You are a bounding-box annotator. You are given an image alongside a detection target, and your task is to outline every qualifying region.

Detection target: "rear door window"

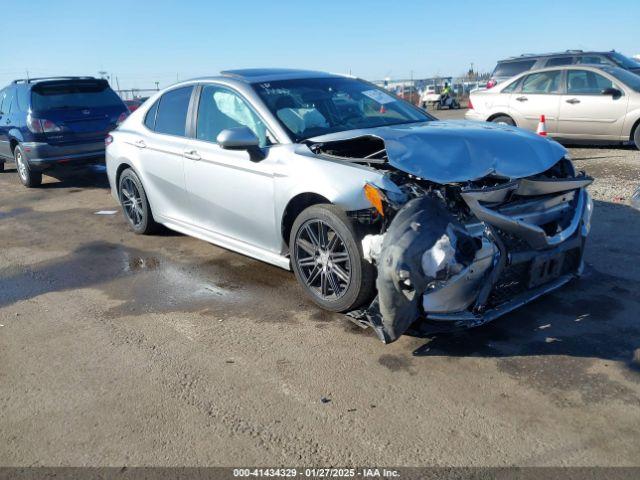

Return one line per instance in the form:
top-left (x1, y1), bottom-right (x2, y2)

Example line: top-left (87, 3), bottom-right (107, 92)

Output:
top-left (521, 71), bottom-right (562, 94)
top-left (153, 86), bottom-right (193, 137)
top-left (566, 70), bottom-right (614, 94)
top-left (545, 57), bottom-right (573, 67)
top-left (577, 55), bottom-right (607, 65)
top-left (31, 81), bottom-right (122, 111)
top-left (501, 78), bottom-right (521, 93)
top-left (493, 60), bottom-right (536, 78)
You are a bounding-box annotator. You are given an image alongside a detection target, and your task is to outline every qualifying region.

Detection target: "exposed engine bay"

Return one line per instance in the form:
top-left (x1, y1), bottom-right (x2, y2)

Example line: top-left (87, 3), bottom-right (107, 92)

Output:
top-left (307, 135), bottom-right (594, 343)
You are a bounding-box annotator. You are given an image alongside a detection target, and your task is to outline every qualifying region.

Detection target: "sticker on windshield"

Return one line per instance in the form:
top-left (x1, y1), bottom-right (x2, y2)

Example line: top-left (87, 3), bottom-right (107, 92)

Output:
top-left (361, 89), bottom-right (396, 104)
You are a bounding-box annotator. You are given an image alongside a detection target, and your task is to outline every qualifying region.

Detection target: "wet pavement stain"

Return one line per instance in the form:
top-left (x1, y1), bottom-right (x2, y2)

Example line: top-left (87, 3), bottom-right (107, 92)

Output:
top-left (378, 354), bottom-right (415, 374)
top-left (0, 207), bottom-right (32, 219)
top-left (498, 356), bottom-right (640, 407)
top-left (310, 310), bottom-right (340, 323)
top-left (411, 268), bottom-right (640, 405)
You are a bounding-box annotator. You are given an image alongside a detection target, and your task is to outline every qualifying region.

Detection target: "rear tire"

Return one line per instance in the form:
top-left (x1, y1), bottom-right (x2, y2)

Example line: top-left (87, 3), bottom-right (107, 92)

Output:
top-left (117, 168), bottom-right (159, 235)
top-left (290, 204), bottom-right (375, 312)
top-left (633, 124), bottom-right (640, 150)
top-left (14, 145), bottom-right (42, 187)
top-left (491, 115), bottom-right (516, 126)
top-left (0, 162), bottom-right (4, 172)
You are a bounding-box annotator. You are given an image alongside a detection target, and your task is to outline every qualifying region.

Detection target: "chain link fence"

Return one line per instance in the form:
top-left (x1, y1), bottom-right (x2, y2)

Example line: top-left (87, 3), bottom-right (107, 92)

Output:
top-left (116, 88), bottom-right (159, 101)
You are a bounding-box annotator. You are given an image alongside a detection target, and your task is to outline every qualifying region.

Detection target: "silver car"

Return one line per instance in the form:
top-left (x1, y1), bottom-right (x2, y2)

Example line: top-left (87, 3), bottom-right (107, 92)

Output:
top-left (106, 69), bottom-right (593, 343)
top-left (466, 65), bottom-right (640, 149)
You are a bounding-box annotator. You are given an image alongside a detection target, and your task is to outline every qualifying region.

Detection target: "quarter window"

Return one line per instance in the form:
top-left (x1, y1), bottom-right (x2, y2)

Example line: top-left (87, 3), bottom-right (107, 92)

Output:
top-left (521, 71), bottom-right (561, 94)
top-left (153, 86), bottom-right (193, 137)
top-left (17, 87), bottom-right (29, 111)
top-left (144, 99), bottom-right (159, 130)
top-left (196, 85), bottom-right (269, 147)
top-left (567, 70), bottom-right (615, 94)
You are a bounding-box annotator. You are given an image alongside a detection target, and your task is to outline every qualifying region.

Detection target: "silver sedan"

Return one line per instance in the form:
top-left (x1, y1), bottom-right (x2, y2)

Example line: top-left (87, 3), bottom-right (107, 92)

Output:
top-left (106, 69), bottom-right (592, 343)
top-left (466, 65), bottom-right (640, 149)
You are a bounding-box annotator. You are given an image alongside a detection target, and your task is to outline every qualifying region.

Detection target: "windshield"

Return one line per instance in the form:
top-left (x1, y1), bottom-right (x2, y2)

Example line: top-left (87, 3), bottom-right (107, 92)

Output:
top-left (31, 81), bottom-right (123, 111)
top-left (601, 66), bottom-right (640, 92)
top-left (608, 52), bottom-right (640, 70)
top-left (252, 77), bottom-right (432, 141)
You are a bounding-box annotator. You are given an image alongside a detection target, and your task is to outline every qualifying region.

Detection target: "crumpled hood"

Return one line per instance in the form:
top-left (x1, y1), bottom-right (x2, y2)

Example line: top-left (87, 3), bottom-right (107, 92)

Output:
top-left (308, 120), bottom-right (568, 183)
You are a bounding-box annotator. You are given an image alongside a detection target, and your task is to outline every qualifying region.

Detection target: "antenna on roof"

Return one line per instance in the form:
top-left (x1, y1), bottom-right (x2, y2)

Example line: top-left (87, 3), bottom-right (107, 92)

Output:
top-left (25, 69), bottom-right (29, 81)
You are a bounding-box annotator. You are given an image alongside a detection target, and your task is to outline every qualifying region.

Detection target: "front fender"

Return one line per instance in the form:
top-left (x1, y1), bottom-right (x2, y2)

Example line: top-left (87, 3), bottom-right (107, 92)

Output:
top-left (274, 144), bottom-right (397, 224)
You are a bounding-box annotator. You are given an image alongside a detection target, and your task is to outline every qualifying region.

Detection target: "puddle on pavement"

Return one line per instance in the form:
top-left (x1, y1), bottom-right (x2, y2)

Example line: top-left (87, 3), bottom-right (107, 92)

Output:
top-left (0, 239), bottom-right (305, 324)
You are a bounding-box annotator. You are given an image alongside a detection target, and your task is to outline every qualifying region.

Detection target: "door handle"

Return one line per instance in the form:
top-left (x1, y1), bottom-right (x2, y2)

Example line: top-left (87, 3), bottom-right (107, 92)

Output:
top-left (515, 96), bottom-right (528, 102)
top-left (183, 149), bottom-right (201, 161)
top-left (566, 98), bottom-right (580, 104)
top-left (134, 139), bottom-right (147, 148)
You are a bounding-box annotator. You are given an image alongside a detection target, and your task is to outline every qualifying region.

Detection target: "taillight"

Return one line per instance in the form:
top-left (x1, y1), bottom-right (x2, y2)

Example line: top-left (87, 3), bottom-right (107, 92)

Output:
top-left (116, 112), bottom-right (128, 126)
top-left (42, 119), bottom-right (61, 133)
top-left (26, 115), bottom-right (61, 134)
top-left (486, 79), bottom-right (497, 89)
top-left (105, 134), bottom-right (114, 146)
top-left (467, 98), bottom-right (474, 110)
top-left (27, 116), bottom-right (43, 133)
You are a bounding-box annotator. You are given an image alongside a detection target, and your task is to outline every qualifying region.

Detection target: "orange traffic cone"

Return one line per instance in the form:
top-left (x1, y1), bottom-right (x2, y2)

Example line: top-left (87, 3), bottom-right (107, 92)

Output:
top-left (536, 115), bottom-right (548, 136)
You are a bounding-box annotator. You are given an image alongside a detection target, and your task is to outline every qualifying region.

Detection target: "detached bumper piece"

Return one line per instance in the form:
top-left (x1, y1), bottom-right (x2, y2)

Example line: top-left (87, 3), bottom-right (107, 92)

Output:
top-left (353, 175), bottom-right (593, 344)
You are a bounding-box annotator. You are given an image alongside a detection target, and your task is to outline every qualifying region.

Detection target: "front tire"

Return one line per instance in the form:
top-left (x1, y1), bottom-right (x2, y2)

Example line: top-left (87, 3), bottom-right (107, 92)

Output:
top-left (290, 204), bottom-right (375, 312)
top-left (491, 115), bottom-right (516, 126)
top-left (633, 124), bottom-right (640, 150)
top-left (14, 145), bottom-right (42, 187)
top-left (118, 168), bottom-right (159, 235)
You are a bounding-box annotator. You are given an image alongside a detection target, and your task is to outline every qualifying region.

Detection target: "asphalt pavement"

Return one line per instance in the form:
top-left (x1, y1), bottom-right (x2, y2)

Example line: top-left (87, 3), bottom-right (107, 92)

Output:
top-left (1, 112), bottom-right (639, 466)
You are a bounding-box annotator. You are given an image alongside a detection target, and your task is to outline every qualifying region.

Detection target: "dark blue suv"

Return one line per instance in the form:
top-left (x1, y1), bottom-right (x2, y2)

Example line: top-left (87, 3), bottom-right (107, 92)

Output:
top-left (0, 76), bottom-right (128, 187)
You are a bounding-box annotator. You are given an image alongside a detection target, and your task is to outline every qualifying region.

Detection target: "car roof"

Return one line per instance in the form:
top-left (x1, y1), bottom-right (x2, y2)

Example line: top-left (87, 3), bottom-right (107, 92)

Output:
top-left (518, 64), bottom-right (618, 74)
top-left (498, 50), bottom-right (615, 63)
top-left (219, 68), bottom-right (343, 83)
top-left (502, 64), bottom-right (624, 83)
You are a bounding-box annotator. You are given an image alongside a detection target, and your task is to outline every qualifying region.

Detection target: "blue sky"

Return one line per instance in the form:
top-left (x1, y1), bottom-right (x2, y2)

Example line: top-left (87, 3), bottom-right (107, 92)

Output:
top-left (0, 0), bottom-right (638, 90)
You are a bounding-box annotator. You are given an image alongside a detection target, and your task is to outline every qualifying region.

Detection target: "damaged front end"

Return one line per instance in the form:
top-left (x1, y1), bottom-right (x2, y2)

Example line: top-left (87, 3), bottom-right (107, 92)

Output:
top-left (309, 135), bottom-right (593, 343)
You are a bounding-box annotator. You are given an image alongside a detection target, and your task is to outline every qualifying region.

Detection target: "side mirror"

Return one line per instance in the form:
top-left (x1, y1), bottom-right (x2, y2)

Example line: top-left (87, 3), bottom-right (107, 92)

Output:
top-left (601, 87), bottom-right (622, 97)
top-left (217, 127), bottom-right (259, 150)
